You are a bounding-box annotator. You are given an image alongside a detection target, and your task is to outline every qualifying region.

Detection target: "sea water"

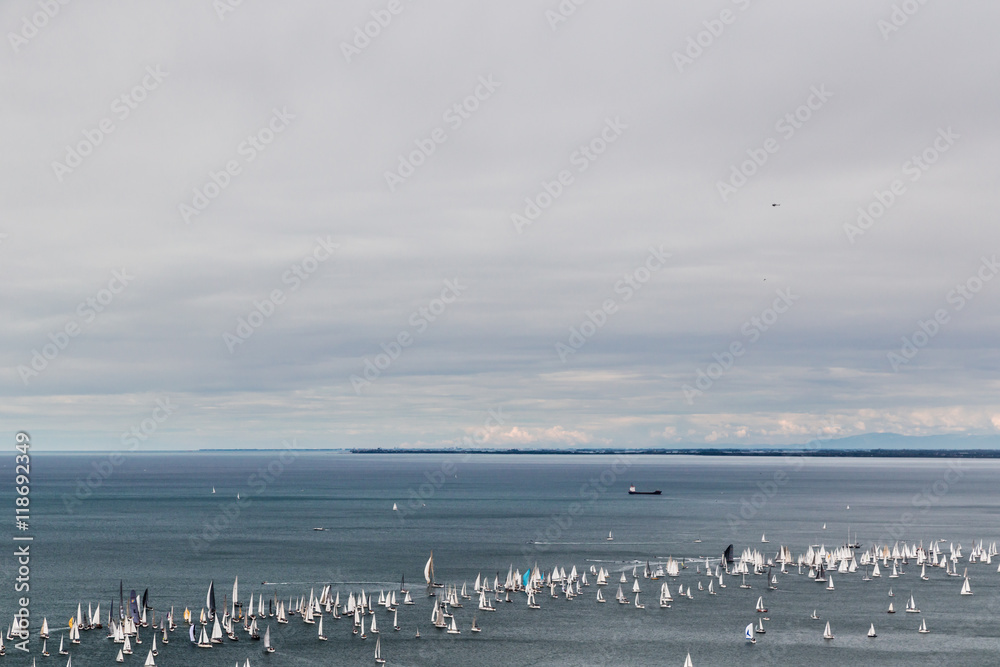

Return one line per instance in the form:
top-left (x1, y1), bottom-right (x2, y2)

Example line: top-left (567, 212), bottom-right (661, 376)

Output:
top-left (6, 452), bottom-right (999, 665)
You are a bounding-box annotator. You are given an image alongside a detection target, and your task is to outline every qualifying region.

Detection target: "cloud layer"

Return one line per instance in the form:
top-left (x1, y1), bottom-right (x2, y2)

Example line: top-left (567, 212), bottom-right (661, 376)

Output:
top-left (3, 1), bottom-right (999, 450)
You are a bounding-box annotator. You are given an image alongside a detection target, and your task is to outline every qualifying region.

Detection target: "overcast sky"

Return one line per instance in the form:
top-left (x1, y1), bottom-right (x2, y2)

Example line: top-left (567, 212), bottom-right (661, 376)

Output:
top-left (4, 1), bottom-right (999, 451)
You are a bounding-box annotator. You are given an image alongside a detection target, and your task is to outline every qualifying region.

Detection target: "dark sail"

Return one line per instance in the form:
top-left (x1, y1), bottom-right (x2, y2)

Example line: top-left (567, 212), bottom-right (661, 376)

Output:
top-left (724, 544), bottom-right (734, 564)
top-left (142, 588), bottom-right (149, 611)
top-left (129, 589), bottom-right (140, 623)
top-left (207, 580), bottom-right (216, 619)
top-left (119, 581), bottom-right (124, 619)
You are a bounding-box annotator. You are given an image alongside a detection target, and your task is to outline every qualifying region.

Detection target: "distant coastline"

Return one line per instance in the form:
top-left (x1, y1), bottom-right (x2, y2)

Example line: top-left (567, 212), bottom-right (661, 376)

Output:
top-left (348, 448), bottom-right (1000, 458)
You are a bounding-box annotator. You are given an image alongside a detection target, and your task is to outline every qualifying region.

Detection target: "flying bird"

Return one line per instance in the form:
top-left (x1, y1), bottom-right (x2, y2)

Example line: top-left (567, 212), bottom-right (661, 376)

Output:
top-left (771, 203), bottom-right (780, 207)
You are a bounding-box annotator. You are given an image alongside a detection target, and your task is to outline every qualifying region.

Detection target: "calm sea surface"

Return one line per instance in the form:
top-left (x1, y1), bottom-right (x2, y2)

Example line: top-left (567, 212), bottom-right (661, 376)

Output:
top-left (5, 452), bottom-right (999, 666)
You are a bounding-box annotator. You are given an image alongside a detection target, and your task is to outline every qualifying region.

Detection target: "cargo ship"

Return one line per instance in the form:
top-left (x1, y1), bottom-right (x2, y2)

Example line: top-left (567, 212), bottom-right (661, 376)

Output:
top-left (628, 484), bottom-right (661, 495)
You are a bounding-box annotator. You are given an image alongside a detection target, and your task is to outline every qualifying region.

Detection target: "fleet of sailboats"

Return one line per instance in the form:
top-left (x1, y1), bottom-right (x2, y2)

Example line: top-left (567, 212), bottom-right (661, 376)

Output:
top-left (33, 534), bottom-right (994, 664)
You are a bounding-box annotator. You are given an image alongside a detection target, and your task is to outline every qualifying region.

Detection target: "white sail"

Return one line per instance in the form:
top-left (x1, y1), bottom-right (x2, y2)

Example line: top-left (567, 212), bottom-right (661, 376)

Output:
top-left (684, 653), bottom-right (694, 667)
top-left (823, 621), bottom-right (834, 639)
top-left (745, 623), bottom-right (754, 641)
top-left (144, 649), bottom-right (155, 667)
top-left (424, 552), bottom-right (434, 585)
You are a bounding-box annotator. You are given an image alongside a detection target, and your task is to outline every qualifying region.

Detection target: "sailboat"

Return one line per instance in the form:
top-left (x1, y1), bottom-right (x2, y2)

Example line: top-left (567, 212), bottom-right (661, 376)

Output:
top-left (826, 574), bottom-right (835, 591)
top-left (447, 616), bottom-right (460, 634)
top-left (596, 589), bottom-right (605, 603)
top-left (211, 615), bottom-right (224, 643)
top-left (905, 594), bottom-right (920, 613)
top-left (761, 533), bottom-right (768, 543)
top-left (206, 581), bottom-right (216, 620)
top-left (59, 636), bottom-right (68, 655)
top-left (810, 609), bottom-right (819, 620)
top-left (393, 608), bottom-right (400, 631)
top-left (317, 616), bottom-right (327, 641)
top-left (867, 623), bottom-right (877, 638)
top-left (607, 531), bottom-right (614, 541)
top-left (823, 621), bottom-right (834, 640)
top-left (745, 623), bottom-right (756, 644)
top-left (755, 618), bottom-right (766, 635)
top-left (41, 640), bottom-right (49, 657)
top-left (918, 618), bottom-right (930, 634)
top-left (116, 648), bottom-right (124, 663)
top-left (960, 577), bottom-right (973, 595)
top-left (263, 626), bottom-right (274, 653)
top-left (471, 616), bottom-right (481, 633)
top-left (40, 618), bottom-right (49, 639)
top-left (392, 503), bottom-right (398, 511)
top-left (424, 552), bottom-right (442, 593)
top-left (196, 625), bottom-right (212, 648)
top-left (755, 596), bottom-right (767, 613)
top-left (144, 648), bottom-right (155, 667)
top-left (684, 653), bottom-right (694, 667)
top-left (374, 635), bottom-right (386, 664)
